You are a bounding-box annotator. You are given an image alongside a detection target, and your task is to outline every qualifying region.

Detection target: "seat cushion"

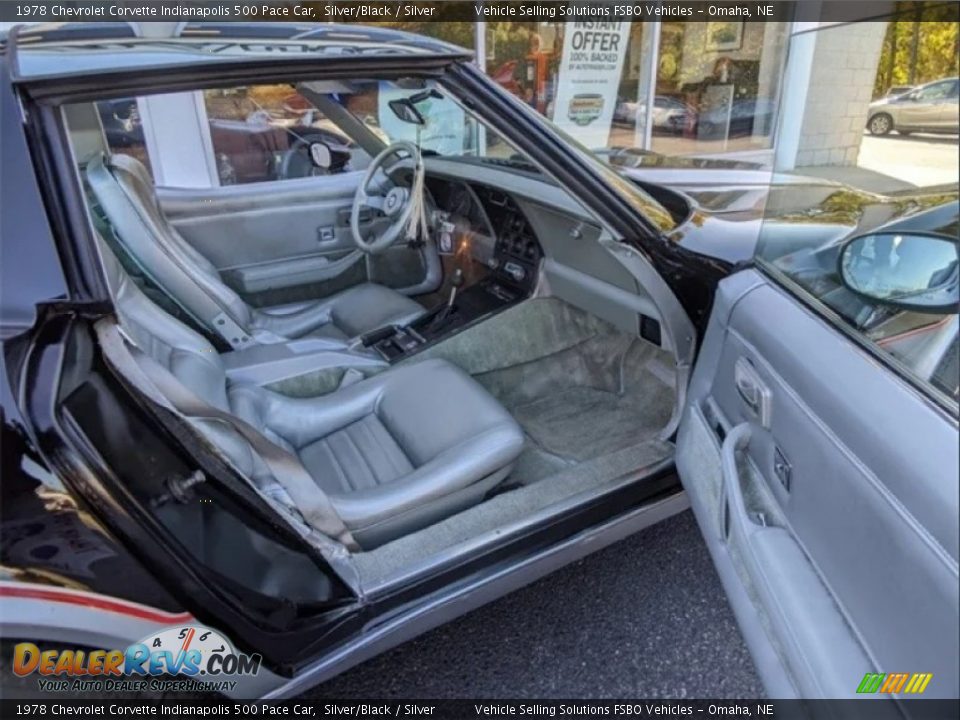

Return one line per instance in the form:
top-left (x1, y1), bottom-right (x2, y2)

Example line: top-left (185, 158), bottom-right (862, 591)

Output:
top-left (328, 283), bottom-right (425, 338)
top-left (228, 359), bottom-right (524, 548)
top-left (299, 414), bottom-right (415, 494)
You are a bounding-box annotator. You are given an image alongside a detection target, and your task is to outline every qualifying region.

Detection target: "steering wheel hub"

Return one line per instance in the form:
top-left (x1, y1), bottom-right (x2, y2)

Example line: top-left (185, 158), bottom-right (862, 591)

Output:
top-left (383, 186), bottom-right (408, 217)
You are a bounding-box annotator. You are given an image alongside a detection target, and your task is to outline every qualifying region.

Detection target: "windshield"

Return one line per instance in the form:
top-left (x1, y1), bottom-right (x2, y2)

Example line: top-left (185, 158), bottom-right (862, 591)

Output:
top-left (330, 80), bottom-right (677, 232)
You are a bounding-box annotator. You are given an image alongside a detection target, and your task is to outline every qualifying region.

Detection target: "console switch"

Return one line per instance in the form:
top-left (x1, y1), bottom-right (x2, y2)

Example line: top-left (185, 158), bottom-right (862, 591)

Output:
top-left (503, 261), bottom-right (526, 283)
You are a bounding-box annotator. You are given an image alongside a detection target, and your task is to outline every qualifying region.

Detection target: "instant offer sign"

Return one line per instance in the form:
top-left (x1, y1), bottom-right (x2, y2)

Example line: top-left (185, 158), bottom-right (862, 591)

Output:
top-left (551, 21), bottom-right (631, 148)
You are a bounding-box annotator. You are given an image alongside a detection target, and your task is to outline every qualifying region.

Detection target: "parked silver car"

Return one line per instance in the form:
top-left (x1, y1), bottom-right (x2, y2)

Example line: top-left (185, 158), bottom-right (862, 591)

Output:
top-left (867, 77), bottom-right (959, 135)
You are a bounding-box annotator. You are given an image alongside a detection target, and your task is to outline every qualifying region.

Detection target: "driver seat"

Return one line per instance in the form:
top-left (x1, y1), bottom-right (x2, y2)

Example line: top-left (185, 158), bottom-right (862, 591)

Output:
top-left (86, 153), bottom-right (425, 349)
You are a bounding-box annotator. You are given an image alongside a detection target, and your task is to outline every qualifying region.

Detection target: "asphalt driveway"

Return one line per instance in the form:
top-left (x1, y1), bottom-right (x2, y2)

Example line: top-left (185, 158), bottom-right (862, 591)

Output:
top-left (306, 510), bottom-right (764, 699)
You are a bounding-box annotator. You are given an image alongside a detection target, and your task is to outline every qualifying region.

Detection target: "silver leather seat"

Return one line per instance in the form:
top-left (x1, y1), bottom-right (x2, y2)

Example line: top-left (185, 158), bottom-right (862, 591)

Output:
top-left (87, 154), bottom-right (425, 349)
top-left (94, 234), bottom-right (524, 550)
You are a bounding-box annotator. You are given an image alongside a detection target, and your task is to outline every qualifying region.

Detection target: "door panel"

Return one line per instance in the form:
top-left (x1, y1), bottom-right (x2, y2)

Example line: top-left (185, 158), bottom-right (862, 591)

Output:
top-left (156, 173), bottom-right (438, 306)
top-left (677, 269), bottom-right (959, 699)
top-left (937, 97), bottom-right (959, 130)
top-left (899, 99), bottom-right (940, 127)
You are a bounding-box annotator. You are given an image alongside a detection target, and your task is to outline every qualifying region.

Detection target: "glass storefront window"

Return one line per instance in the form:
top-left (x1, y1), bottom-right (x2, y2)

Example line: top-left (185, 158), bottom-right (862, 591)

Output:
top-left (483, 22), bottom-right (558, 113)
top-left (650, 21), bottom-right (789, 157)
top-left (481, 21), bottom-right (788, 161)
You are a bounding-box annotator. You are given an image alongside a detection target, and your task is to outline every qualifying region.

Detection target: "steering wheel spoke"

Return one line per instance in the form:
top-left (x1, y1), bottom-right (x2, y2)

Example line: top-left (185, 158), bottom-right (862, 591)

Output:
top-left (359, 191), bottom-right (385, 211)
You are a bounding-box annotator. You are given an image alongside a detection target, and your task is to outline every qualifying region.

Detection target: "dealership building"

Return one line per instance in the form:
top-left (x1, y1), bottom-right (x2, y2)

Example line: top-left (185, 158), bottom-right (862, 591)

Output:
top-left (2, 16), bottom-right (944, 187)
top-left (461, 18), bottom-right (891, 172)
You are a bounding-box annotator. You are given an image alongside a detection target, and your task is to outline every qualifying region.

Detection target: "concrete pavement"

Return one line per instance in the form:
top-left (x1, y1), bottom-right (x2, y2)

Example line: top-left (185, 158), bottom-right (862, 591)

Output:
top-left (795, 132), bottom-right (958, 194)
top-left (857, 132), bottom-right (959, 189)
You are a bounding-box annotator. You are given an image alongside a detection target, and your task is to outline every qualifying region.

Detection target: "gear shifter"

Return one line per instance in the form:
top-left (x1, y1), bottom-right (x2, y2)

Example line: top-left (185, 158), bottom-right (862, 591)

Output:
top-left (429, 268), bottom-right (464, 331)
top-left (446, 268), bottom-right (464, 310)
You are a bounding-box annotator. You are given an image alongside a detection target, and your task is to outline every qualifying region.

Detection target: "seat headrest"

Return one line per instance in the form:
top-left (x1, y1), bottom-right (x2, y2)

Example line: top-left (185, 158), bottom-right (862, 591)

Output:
top-left (105, 152), bottom-right (155, 189)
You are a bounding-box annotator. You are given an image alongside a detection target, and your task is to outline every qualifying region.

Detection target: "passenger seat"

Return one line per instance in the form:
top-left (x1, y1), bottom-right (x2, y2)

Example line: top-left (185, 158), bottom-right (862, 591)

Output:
top-left (87, 154), bottom-right (425, 350)
top-left (94, 234), bottom-right (524, 550)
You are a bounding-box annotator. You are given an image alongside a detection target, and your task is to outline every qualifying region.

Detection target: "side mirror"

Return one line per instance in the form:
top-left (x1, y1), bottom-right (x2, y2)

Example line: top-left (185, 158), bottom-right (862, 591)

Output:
top-left (307, 139), bottom-right (351, 174)
top-left (309, 141), bottom-right (332, 170)
top-left (838, 232), bottom-right (959, 313)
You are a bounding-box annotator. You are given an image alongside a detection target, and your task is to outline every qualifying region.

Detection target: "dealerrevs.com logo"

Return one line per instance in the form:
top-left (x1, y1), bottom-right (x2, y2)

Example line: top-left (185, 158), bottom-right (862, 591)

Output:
top-left (12, 625), bottom-right (262, 693)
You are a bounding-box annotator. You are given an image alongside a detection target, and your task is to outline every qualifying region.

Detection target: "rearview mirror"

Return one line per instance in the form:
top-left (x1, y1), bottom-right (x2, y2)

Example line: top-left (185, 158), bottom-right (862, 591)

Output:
top-left (838, 232), bottom-right (959, 313)
top-left (388, 98), bottom-right (425, 126)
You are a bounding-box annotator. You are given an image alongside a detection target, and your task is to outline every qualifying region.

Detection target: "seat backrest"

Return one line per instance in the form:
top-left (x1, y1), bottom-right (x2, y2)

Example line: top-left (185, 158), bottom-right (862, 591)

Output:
top-left (87, 153), bottom-right (256, 349)
top-left (94, 233), bottom-right (336, 537)
top-left (95, 230), bottom-right (230, 412)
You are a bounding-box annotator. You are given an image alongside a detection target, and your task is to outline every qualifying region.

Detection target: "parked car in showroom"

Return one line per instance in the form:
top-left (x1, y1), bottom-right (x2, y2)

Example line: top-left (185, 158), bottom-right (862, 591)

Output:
top-left (613, 95), bottom-right (693, 134)
top-left (1, 22), bottom-right (957, 701)
top-left (867, 76), bottom-right (960, 135)
top-left (696, 97), bottom-right (777, 140)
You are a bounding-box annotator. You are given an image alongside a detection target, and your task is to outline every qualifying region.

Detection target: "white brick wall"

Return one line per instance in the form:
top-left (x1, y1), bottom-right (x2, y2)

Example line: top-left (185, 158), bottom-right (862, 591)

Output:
top-left (794, 22), bottom-right (887, 167)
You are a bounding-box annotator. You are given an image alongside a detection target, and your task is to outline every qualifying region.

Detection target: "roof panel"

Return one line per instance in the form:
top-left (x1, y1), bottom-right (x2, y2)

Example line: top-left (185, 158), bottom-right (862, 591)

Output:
top-left (7, 22), bottom-right (471, 82)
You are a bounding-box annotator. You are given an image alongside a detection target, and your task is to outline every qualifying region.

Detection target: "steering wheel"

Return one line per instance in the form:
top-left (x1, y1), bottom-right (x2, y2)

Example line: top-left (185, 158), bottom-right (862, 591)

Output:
top-left (351, 141), bottom-right (422, 255)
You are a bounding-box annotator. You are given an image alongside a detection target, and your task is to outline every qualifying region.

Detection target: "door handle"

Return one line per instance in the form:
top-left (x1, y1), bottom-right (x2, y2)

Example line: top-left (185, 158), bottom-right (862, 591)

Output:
top-left (734, 357), bottom-right (772, 428)
top-left (719, 423), bottom-right (753, 540)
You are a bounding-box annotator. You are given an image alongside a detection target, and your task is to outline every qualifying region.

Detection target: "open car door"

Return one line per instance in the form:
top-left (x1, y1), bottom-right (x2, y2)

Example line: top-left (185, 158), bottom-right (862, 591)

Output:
top-left (675, 201), bottom-right (959, 699)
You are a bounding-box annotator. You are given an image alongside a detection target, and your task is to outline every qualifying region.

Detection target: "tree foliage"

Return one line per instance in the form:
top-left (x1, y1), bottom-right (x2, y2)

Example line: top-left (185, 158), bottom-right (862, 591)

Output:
top-left (875, 7), bottom-right (959, 97)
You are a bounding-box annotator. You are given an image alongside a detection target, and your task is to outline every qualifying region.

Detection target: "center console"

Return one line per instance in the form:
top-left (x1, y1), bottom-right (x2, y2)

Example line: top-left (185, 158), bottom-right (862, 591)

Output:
top-left (370, 185), bottom-right (542, 362)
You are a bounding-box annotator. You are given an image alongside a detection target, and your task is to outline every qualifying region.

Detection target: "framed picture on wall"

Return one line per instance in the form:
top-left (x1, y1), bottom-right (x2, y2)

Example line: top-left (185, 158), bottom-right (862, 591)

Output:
top-left (705, 22), bottom-right (743, 52)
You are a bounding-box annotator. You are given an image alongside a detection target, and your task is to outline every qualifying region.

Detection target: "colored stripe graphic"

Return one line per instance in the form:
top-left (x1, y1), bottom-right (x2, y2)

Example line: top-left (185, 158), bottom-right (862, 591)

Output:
top-left (857, 673), bottom-right (885, 693)
top-left (905, 674), bottom-right (933, 694)
top-left (857, 672), bottom-right (933, 694)
top-left (0, 583), bottom-right (194, 623)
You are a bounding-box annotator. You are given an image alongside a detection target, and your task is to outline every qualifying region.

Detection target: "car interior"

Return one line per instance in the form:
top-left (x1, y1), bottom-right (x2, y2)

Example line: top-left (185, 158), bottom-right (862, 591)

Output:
top-left (63, 76), bottom-right (683, 590)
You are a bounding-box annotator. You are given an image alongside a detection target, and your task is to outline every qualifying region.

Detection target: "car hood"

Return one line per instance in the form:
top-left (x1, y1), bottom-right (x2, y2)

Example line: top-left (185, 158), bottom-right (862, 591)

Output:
top-left (869, 96), bottom-right (894, 109)
top-left (619, 162), bottom-right (959, 264)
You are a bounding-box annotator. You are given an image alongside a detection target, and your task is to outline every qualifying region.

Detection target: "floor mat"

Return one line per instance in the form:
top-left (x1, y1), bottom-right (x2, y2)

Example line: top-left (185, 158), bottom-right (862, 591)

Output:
top-left (509, 438), bottom-right (572, 484)
top-left (514, 385), bottom-right (668, 462)
top-left (409, 297), bottom-right (677, 484)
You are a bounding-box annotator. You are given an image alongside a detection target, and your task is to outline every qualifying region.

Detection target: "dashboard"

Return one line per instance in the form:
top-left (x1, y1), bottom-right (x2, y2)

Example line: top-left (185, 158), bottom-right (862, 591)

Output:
top-left (378, 162), bottom-right (667, 360)
top-left (425, 176), bottom-right (543, 296)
